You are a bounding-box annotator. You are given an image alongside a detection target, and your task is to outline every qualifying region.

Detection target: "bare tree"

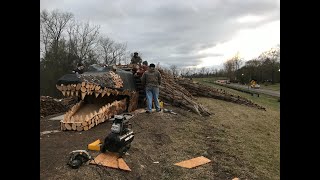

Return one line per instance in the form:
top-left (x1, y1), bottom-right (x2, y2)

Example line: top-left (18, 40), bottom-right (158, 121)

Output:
top-left (98, 37), bottom-right (115, 65)
top-left (233, 52), bottom-right (243, 71)
top-left (199, 67), bottom-right (206, 76)
top-left (40, 9), bottom-right (73, 56)
top-left (224, 59), bottom-right (235, 80)
top-left (170, 65), bottom-right (178, 76)
top-left (258, 46), bottom-right (280, 83)
top-left (114, 42), bottom-right (127, 65)
top-left (67, 21), bottom-right (100, 62)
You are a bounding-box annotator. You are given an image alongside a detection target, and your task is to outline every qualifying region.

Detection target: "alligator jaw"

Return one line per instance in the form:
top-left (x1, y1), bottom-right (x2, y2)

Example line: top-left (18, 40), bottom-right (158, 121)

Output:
top-left (56, 82), bottom-right (138, 131)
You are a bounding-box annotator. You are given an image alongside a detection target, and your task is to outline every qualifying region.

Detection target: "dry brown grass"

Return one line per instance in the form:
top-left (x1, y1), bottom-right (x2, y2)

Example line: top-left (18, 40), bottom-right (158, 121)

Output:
top-left (195, 97), bottom-right (280, 180)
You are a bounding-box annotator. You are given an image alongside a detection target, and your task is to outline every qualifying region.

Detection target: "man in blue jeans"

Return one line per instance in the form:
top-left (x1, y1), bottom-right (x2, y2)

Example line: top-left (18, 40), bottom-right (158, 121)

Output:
top-left (141, 63), bottom-right (162, 113)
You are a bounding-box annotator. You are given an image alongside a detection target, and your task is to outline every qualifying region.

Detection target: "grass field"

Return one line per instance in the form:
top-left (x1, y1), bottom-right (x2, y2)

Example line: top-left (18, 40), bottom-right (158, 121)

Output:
top-left (260, 83), bottom-right (280, 91)
top-left (194, 78), bottom-right (280, 110)
top-left (193, 78), bottom-right (280, 179)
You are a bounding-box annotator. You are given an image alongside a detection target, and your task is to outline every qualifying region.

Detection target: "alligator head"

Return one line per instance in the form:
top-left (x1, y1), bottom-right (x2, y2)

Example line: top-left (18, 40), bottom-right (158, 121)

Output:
top-left (55, 64), bottom-right (139, 131)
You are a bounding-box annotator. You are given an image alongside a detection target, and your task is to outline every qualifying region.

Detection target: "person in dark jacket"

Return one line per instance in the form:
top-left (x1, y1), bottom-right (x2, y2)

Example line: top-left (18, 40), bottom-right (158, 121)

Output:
top-left (72, 62), bottom-right (84, 74)
top-left (141, 63), bottom-right (162, 113)
top-left (130, 52), bottom-right (142, 65)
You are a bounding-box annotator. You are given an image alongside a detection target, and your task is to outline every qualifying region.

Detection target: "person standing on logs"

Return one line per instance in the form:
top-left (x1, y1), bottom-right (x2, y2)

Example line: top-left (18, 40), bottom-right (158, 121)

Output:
top-left (130, 52), bottom-right (143, 75)
top-left (72, 62), bottom-right (85, 75)
top-left (130, 52), bottom-right (142, 65)
top-left (141, 63), bottom-right (162, 113)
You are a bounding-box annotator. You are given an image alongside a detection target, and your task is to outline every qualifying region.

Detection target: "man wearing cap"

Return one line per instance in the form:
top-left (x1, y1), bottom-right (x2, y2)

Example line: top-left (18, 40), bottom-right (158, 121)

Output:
top-left (130, 52), bottom-right (143, 65)
top-left (135, 61), bottom-right (149, 77)
top-left (72, 62), bottom-right (85, 74)
top-left (141, 63), bottom-right (162, 113)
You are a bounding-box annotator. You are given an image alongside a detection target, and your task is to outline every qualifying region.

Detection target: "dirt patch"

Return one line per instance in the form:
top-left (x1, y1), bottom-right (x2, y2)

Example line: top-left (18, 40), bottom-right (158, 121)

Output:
top-left (41, 101), bottom-right (279, 180)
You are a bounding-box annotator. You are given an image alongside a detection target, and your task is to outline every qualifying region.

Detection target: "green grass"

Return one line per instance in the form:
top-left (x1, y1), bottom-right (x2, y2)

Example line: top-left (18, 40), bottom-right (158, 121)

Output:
top-left (188, 77), bottom-right (280, 179)
top-left (196, 97), bottom-right (280, 180)
top-left (260, 83), bottom-right (280, 91)
top-left (193, 78), bottom-right (280, 110)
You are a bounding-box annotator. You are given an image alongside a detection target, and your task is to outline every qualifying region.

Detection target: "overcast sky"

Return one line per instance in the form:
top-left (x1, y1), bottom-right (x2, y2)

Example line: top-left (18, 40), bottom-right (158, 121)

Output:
top-left (40, 0), bottom-right (280, 69)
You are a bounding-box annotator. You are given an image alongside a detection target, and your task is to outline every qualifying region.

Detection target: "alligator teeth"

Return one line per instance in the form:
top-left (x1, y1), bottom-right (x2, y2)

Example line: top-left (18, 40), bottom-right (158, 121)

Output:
top-left (81, 86), bottom-right (86, 93)
top-left (71, 91), bottom-right (74, 96)
top-left (95, 85), bottom-right (101, 91)
top-left (95, 92), bottom-right (100, 98)
top-left (76, 84), bottom-right (81, 91)
top-left (62, 91), bottom-right (66, 96)
top-left (75, 91), bottom-right (79, 96)
top-left (85, 115), bottom-right (90, 122)
top-left (81, 92), bottom-right (86, 100)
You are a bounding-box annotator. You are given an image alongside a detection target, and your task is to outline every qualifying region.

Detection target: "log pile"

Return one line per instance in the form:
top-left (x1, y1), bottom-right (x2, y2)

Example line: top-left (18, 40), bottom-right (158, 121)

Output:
top-left (40, 96), bottom-right (68, 117)
top-left (61, 99), bottom-right (127, 131)
top-left (77, 71), bottom-right (123, 89)
top-left (175, 78), bottom-right (266, 111)
top-left (158, 69), bottom-right (211, 116)
top-left (127, 91), bottom-right (139, 112)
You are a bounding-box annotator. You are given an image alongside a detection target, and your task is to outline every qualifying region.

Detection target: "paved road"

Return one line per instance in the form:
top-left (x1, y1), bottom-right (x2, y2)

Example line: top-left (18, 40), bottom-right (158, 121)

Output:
top-left (226, 83), bottom-right (280, 97)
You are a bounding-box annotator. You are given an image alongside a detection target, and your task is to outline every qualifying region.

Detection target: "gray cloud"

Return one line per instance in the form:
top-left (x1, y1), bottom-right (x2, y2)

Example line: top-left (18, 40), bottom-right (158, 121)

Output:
top-left (40, 0), bottom-right (280, 69)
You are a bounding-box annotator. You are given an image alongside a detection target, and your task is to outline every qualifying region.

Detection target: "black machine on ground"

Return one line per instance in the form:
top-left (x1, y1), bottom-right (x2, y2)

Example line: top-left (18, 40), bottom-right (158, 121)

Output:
top-left (67, 150), bottom-right (92, 169)
top-left (100, 115), bottom-right (134, 157)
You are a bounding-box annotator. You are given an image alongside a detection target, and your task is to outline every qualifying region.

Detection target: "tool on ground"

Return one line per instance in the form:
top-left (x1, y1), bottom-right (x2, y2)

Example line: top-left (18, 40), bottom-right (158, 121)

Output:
top-left (163, 108), bottom-right (177, 115)
top-left (67, 150), bottom-right (92, 169)
top-left (88, 139), bottom-right (102, 151)
top-left (100, 115), bottom-right (134, 157)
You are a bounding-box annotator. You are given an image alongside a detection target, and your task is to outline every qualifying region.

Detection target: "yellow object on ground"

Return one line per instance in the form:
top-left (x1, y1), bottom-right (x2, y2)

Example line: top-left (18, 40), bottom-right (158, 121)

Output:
top-left (152, 99), bottom-right (164, 109)
top-left (90, 152), bottom-right (131, 171)
top-left (88, 139), bottom-right (102, 151)
top-left (174, 156), bottom-right (211, 169)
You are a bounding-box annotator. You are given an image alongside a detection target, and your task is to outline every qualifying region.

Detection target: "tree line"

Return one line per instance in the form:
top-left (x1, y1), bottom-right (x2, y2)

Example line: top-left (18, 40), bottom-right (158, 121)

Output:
top-left (40, 9), bottom-right (130, 97)
top-left (176, 45), bottom-right (280, 85)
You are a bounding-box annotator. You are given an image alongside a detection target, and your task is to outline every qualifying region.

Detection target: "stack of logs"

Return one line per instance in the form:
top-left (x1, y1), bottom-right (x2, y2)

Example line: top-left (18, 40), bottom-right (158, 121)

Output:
top-left (109, 71), bottom-right (123, 88)
top-left (157, 68), bottom-right (266, 116)
top-left (176, 78), bottom-right (266, 111)
top-left (40, 96), bottom-right (68, 117)
top-left (158, 69), bottom-right (211, 116)
top-left (61, 99), bottom-right (127, 131)
top-left (78, 71), bottom-right (123, 89)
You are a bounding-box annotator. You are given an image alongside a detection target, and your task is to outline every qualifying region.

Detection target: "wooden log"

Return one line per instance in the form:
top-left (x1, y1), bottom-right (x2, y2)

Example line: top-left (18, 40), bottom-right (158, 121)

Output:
top-left (81, 92), bottom-right (86, 100)
top-left (72, 123), bottom-right (77, 130)
top-left (83, 126), bottom-right (89, 131)
top-left (65, 123), bottom-right (72, 130)
top-left (81, 86), bottom-right (87, 92)
top-left (76, 126), bottom-right (83, 131)
top-left (95, 85), bottom-right (101, 91)
top-left (76, 83), bottom-right (81, 91)
top-left (82, 121), bottom-right (88, 126)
